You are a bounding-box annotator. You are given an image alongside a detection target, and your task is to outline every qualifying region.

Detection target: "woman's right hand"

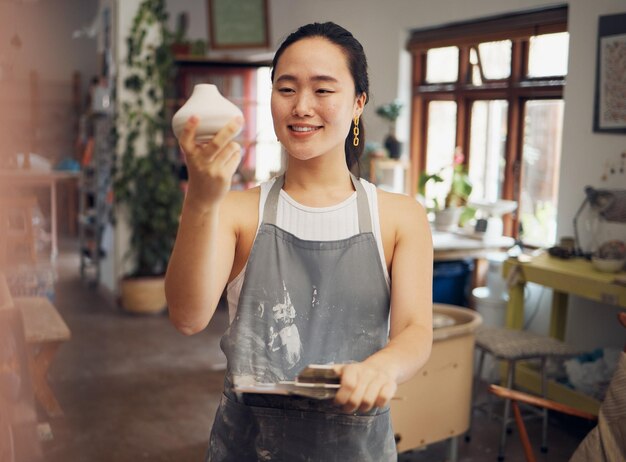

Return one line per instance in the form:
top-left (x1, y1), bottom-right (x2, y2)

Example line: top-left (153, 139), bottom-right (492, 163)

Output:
top-left (179, 115), bottom-right (244, 212)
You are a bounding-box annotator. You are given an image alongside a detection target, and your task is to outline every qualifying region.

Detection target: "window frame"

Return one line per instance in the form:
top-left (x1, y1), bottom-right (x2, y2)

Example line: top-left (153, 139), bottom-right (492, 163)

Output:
top-left (407, 5), bottom-right (568, 237)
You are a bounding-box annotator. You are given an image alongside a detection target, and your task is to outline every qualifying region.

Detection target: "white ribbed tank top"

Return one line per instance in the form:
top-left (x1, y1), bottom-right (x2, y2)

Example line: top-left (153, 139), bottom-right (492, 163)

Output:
top-left (225, 177), bottom-right (389, 322)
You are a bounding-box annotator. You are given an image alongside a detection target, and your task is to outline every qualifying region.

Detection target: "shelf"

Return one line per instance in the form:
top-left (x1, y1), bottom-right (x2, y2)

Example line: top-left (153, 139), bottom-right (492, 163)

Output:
top-left (174, 55), bottom-right (272, 67)
top-left (78, 115), bottom-right (112, 286)
top-left (78, 217), bottom-right (97, 228)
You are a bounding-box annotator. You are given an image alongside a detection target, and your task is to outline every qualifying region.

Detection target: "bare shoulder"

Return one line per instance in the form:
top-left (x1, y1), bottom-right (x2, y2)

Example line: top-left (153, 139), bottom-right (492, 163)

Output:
top-left (223, 185), bottom-right (261, 207)
top-left (220, 186), bottom-right (261, 241)
top-left (377, 189), bottom-right (429, 233)
top-left (221, 186), bottom-right (261, 230)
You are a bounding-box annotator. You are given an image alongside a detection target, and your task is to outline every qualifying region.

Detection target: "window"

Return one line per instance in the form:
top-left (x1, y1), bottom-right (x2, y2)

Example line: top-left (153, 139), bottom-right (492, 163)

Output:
top-left (468, 100), bottom-right (508, 203)
top-left (426, 47), bottom-right (459, 83)
top-left (254, 67), bottom-right (283, 182)
top-left (407, 5), bottom-right (568, 247)
top-left (425, 101), bottom-right (457, 205)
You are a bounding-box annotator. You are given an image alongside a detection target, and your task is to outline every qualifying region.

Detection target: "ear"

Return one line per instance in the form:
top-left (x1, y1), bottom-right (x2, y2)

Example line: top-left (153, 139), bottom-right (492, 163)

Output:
top-left (354, 92), bottom-right (367, 117)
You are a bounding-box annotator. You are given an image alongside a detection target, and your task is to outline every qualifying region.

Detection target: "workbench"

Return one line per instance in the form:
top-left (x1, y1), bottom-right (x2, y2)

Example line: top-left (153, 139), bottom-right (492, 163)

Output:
top-left (503, 253), bottom-right (626, 414)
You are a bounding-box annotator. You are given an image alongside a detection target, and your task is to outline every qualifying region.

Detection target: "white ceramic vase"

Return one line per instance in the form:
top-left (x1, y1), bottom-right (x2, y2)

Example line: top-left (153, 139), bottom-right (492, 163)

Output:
top-left (171, 84), bottom-right (243, 142)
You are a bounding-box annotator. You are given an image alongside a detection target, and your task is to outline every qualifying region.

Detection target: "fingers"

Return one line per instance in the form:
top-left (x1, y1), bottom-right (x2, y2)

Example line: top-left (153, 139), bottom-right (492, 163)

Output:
top-left (333, 363), bottom-right (396, 413)
top-left (359, 376), bottom-right (389, 412)
top-left (221, 143), bottom-right (242, 170)
top-left (375, 382), bottom-right (397, 408)
top-left (334, 365), bottom-right (361, 411)
top-left (179, 115), bottom-right (244, 159)
top-left (179, 116), bottom-right (200, 156)
top-left (207, 116), bottom-right (245, 153)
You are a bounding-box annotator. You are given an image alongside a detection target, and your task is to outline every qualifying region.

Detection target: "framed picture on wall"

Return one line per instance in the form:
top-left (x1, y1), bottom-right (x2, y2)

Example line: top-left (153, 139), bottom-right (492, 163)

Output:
top-left (207, 0), bottom-right (269, 50)
top-left (593, 12), bottom-right (626, 133)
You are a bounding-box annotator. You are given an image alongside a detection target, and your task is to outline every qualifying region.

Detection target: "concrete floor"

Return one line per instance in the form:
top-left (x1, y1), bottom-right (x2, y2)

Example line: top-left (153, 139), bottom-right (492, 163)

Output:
top-left (35, 239), bottom-right (593, 461)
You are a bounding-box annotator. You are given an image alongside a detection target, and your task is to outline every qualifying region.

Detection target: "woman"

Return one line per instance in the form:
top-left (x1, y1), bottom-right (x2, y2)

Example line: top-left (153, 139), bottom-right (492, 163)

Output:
top-left (165, 22), bottom-right (433, 462)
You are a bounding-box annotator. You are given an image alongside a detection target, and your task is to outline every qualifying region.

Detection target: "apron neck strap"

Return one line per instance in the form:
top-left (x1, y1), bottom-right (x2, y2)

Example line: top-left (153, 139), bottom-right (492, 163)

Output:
top-left (263, 173), bottom-right (373, 234)
top-left (263, 175), bottom-right (284, 225)
top-left (350, 173), bottom-right (373, 234)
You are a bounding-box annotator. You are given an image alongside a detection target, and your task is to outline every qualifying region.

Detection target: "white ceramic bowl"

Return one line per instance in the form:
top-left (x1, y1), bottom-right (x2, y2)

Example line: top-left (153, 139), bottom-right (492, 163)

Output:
top-left (468, 199), bottom-right (518, 216)
top-left (591, 257), bottom-right (625, 273)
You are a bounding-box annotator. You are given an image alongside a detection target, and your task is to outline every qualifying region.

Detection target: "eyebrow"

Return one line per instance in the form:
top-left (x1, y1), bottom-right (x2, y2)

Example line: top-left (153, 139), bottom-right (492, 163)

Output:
top-left (275, 74), bottom-right (339, 84)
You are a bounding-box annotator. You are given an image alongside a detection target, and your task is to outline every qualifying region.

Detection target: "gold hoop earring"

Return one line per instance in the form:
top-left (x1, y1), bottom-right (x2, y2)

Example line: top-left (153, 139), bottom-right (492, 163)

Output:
top-left (353, 115), bottom-right (360, 147)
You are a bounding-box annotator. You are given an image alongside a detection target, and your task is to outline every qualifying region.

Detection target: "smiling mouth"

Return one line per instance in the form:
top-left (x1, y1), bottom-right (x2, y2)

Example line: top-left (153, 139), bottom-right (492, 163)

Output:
top-left (289, 125), bottom-right (322, 133)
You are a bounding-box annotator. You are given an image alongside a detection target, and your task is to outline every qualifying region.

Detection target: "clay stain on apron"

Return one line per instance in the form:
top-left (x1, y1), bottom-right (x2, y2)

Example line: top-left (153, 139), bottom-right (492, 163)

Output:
top-left (267, 280), bottom-right (302, 368)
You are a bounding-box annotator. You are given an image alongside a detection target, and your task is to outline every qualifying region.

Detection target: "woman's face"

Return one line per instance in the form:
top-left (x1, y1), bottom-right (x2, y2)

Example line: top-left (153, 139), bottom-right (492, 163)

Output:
top-left (271, 37), bottom-right (366, 162)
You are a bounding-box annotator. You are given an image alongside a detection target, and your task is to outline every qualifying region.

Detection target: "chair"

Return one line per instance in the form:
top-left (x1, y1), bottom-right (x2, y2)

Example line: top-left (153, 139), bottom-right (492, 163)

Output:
top-left (468, 326), bottom-right (583, 460)
top-left (489, 312), bottom-right (626, 462)
top-left (0, 196), bottom-right (38, 266)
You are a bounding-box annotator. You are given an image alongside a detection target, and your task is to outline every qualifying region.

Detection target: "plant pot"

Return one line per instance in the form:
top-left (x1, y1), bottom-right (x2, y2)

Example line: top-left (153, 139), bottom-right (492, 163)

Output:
top-left (434, 208), bottom-right (463, 231)
top-left (384, 134), bottom-right (402, 159)
top-left (120, 276), bottom-right (167, 314)
top-left (171, 84), bottom-right (243, 142)
top-left (170, 42), bottom-right (191, 55)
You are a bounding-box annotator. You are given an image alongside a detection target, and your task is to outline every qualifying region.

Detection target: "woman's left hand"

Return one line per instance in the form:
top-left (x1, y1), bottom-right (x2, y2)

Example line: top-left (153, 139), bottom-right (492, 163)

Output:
top-left (332, 362), bottom-right (398, 413)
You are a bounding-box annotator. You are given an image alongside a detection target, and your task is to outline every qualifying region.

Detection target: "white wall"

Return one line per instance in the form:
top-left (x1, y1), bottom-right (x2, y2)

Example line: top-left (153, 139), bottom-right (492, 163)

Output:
top-left (0, 0), bottom-right (99, 90)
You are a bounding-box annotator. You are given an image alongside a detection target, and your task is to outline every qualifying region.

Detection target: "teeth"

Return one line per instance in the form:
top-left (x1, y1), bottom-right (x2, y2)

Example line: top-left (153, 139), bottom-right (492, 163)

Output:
top-left (291, 126), bottom-right (317, 132)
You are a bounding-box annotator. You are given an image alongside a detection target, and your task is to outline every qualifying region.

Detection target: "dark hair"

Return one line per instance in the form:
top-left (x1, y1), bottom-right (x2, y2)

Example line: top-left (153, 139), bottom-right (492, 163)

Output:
top-left (271, 22), bottom-right (369, 172)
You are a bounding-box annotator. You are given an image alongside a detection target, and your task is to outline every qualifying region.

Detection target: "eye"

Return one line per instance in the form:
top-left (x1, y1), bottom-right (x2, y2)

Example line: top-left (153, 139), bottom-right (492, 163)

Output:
top-left (316, 89), bottom-right (334, 94)
top-left (277, 87), bottom-right (295, 94)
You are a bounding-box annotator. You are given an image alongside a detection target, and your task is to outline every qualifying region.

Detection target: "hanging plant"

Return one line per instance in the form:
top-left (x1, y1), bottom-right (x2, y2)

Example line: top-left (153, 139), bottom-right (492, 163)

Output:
top-left (113, 0), bottom-right (183, 278)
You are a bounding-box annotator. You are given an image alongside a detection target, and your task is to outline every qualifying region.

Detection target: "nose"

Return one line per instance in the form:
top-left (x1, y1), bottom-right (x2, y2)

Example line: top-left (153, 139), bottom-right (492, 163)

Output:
top-left (292, 91), bottom-right (314, 117)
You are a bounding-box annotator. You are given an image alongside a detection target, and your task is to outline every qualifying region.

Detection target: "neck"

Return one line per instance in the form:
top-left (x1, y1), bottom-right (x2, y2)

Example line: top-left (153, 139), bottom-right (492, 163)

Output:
top-left (281, 150), bottom-right (356, 206)
top-left (284, 156), bottom-right (353, 192)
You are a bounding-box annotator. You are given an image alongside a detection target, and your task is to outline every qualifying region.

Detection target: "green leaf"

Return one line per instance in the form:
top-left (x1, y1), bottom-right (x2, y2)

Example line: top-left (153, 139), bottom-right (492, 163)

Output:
top-left (418, 171), bottom-right (444, 197)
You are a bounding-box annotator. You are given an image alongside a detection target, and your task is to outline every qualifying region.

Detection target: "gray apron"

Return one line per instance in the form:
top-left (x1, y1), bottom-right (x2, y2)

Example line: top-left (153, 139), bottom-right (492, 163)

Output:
top-left (207, 175), bottom-right (396, 462)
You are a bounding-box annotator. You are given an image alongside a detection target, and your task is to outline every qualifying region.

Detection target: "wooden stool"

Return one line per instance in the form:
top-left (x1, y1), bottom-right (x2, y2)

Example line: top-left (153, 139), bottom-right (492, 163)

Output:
top-left (468, 326), bottom-right (582, 461)
top-left (0, 196), bottom-right (38, 266)
top-left (15, 297), bottom-right (71, 418)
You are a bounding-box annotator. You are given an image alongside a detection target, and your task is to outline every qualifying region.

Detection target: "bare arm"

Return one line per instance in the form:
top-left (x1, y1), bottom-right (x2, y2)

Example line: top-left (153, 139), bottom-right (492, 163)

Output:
top-left (165, 116), bottom-right (243, 335)
top-left (365, 195), bottom-right (433, 383)
top-left (334, 194), bottom-right (433, 411)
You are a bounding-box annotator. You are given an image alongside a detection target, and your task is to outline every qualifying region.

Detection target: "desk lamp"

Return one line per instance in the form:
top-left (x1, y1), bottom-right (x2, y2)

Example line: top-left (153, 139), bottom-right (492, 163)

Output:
top-left (573, 186), bottom-right (626, 257)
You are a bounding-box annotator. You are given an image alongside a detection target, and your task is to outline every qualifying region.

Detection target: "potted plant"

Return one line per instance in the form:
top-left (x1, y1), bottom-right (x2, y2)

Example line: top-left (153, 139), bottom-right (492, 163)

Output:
top-left (419, 147), bottom-right (474, 231)
top-left (376, 100), bottom-right (403, 159)
top-left (170, 12), bottom-right (207, 57)
top-left (113, 0), bottom-right (183, 314)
